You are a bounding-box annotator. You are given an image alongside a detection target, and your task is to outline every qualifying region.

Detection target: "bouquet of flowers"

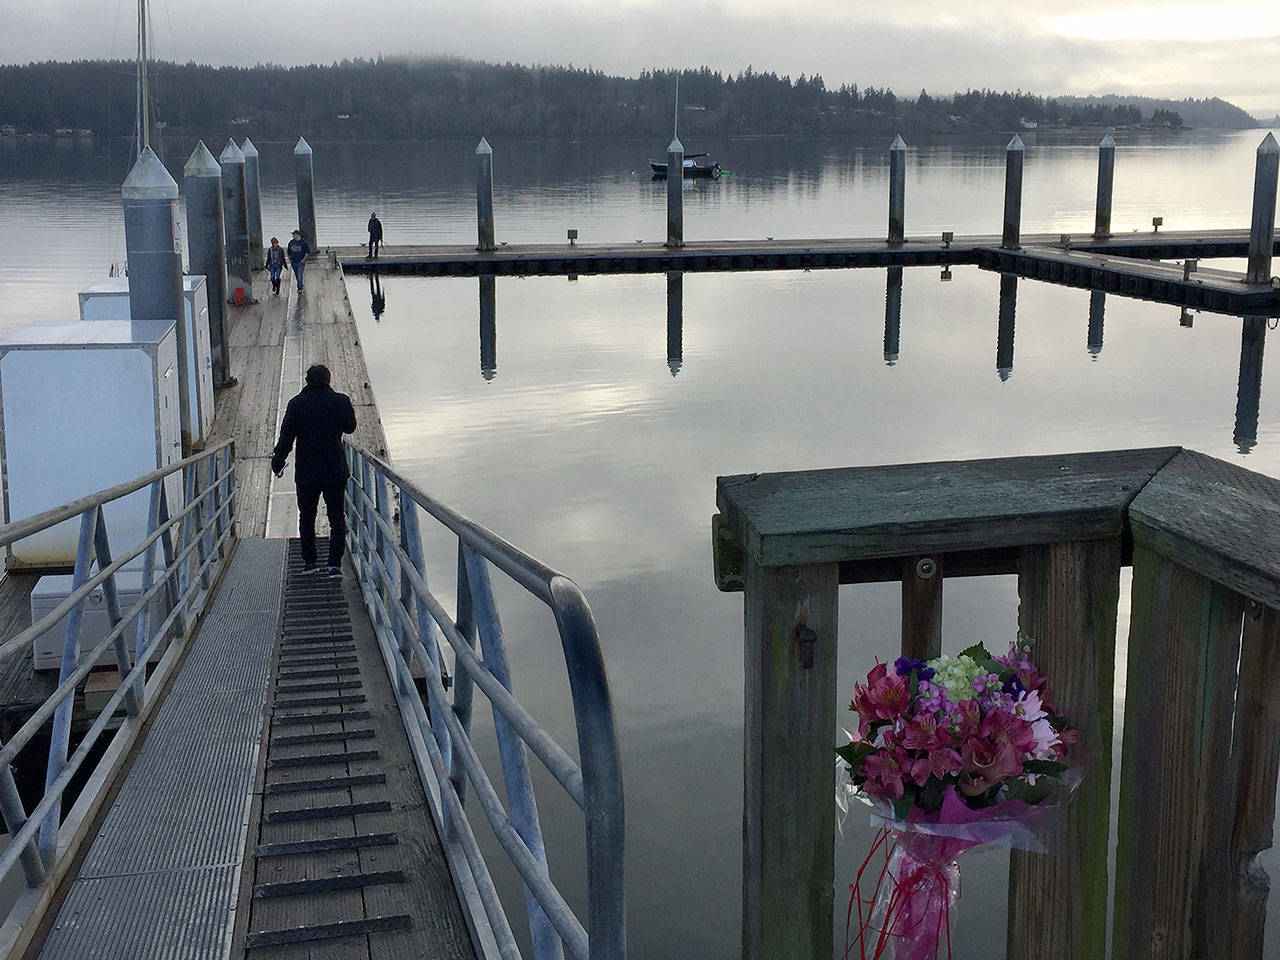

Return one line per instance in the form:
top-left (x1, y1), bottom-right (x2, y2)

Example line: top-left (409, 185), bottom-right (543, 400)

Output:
top-left (836, 639), bottom-right (1076, 960)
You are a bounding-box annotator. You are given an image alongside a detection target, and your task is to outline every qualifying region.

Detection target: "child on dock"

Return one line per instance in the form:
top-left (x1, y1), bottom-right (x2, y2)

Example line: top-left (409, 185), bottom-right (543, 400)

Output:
top-left (265, 237), bottom-right (286, 295)
top-left (287, 230), bottom-right (310, 291)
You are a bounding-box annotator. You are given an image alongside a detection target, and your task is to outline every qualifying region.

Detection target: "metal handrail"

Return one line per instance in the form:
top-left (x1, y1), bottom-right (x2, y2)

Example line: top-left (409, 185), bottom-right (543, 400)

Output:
top-left (343, 442), bottom-right (625, 960)
top-left (0, 441), bottom-right (236, 904)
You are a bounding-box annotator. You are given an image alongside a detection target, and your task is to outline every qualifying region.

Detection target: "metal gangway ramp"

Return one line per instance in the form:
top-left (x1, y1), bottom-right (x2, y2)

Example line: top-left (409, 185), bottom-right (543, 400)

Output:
top-left (0, 441), bottom-right (625, 960)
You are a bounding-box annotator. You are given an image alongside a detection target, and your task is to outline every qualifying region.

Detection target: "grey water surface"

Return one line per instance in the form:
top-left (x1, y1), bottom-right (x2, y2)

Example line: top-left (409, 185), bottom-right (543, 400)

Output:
top-left (2, 129), bottom-right (1278, 958)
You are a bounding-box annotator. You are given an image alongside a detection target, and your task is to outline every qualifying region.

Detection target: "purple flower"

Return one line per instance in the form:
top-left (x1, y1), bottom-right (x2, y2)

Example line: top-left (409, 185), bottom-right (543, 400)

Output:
top-left (893, 657), bottom-right (935, 682)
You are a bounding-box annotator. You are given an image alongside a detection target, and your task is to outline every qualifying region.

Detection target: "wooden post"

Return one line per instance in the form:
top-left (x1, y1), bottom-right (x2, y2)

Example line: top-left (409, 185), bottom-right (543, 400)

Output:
top-left (741, 556), bottom-right (839, 960)
top-left (1002, 134), bottom-right (1025, 250)
top-left (479, 274), bottom-right (496, 381)
top-left (666, 271), bottom-right (683, 376)
top-left (1246, 132), bottom-right (1278, 285)
top-left (1113, 546), bottom-right (1246, 960)
top-left (1087, 290), bottom-right (1105, 357)
top-left (883, 267), bottom-right (902, 364)
top-left (900, 555), bottom-right (941, 660)
top-left (1008, 538), bottom-right (1121, 960)
top-left (1224, 603), bottom-right (1280, 960)
top-left (667, 137), bottom-right (684, 248)
top-left (476, 137), bottom-right (496, 252)
top-left (1094, 134), bottom-right (1116, 240)
top-left (888, 134), bottom-right (906, 244)
top-left (1234, 317), bottom-right (1266, 454)
top-left (997, 273), bottom-right (1017, 380)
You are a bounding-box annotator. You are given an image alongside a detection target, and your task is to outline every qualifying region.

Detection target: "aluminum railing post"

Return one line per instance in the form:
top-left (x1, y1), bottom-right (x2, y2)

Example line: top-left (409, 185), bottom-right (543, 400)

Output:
top-left (193, 460), bottom-right (211, 591)
top-left (40, 508), bottom-right (97, 866)
top-left (0, 759), bottom-right (45, 886)
top-left (452, 543), bottom-right (478, 818)
top-left (135, 481), bottom-right (162, 705)
top-left (462, 544), bottom-right (564, 960)
top-left (157, 486), bottom-right (187, 638)
top-left (92, 508), bottom-right (141, 717)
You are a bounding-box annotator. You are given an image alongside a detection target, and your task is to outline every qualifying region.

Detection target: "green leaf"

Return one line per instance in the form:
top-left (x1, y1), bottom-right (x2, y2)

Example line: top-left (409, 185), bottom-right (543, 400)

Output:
top-left (836, 741), bottom-right (873, 769)
top-left (1004, 777), bottom-right (1052, 805)
top-left (958, 642), bottom-right (992, 662)
top-left (891, 790), bottom-right (915, 822)
top-left (918, 776), bottom-right (946, 813)
top-left (1023, 759), bottom-right (1068, 777)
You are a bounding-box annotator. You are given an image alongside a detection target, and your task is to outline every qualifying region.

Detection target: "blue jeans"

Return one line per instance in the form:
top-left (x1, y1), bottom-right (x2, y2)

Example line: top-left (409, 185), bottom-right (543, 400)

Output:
top-left (291, 260), bottom-right (306, 289)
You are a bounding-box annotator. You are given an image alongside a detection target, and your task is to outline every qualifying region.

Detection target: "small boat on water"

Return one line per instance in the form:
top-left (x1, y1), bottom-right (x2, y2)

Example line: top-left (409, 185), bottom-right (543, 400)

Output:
top-left (650, 154), bottom-right (722, 179)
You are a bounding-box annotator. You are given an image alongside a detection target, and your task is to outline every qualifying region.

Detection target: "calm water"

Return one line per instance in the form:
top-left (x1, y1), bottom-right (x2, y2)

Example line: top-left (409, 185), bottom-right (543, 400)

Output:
top-left (2, 130), bottom-right (1279, 958)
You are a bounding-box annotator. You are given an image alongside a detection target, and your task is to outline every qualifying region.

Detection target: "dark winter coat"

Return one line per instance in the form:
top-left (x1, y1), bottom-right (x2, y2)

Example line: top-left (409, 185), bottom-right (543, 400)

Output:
top-left (270, 382), bottom-right (357, 486)
top-left (367, 216), bottom-right (383, 241)
top-left (287, 237), bottom-right (311, 264)
top-left (265, 245), bottom-right (286, 269)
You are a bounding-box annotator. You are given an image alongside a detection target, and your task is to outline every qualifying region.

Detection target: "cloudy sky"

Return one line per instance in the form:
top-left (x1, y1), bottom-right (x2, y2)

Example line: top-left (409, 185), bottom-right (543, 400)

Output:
top-left (3, 0), bottom-right (1278, 113)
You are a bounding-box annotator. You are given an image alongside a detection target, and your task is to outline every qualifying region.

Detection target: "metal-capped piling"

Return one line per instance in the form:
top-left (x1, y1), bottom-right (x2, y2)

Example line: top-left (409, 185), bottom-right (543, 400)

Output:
top-left (183, 141), bottom-right (232, 387)
top-left (888, 135), bottom-right (906, 245)
top-left (667, 138), bottom-right (684, 248)
top-left (123, 146), bottom-right (193, 446)
top-left (219, 139), bottom-right (254, 303)
top-left (1002, 134), bottom-right (1025, 250)
top-left (294, 136), bottom-right (317, 248)
top-left (1247, 132), bottom-right (1278, 285)
top-left (241, 137), bottom-right (264, 268)
top-left (476, 138), bottom-right (495, 252)
top-left (1094, 134), bottom-right (1116, 239)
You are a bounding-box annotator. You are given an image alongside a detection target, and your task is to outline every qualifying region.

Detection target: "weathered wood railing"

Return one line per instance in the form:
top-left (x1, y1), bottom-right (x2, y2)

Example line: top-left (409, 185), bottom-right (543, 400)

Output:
top-left (712, 447), bottom-right (1280, 960)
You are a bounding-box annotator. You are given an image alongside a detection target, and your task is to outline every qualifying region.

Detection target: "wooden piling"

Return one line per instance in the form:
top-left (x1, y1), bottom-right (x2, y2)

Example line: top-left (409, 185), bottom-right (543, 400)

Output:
top-left (293, 137), bottom-right (317, 248)
top-left (241, 137), bottom-right (264, 268)
top-left (1002, 135), bottom-right (1025, 250)
top-left (1094, 134), bottom-right (1116, 240)
top-left (1246, 133), bottom-right (1278, 284)
top-left (476, 138), bottom-right (496, 252)
top-left (667, 138), bottom-right (684, 248)
top-left (219, 139), bottom-right (254, 303)
top-left (888, 135), bottom-right (906, 245)
top-left (900, 554), bottom-right (941, 659)
top-left (183, 141), bottom-right (232, 387)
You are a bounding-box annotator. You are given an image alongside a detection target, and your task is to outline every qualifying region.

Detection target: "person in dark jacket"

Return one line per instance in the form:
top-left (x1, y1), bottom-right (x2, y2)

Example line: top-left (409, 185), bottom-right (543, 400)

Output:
top-left (287, 230), bottom-right (311, 291)
top-left (270, 364), bottom-right (357, 574)
top-left (367, 212), bottom-right (383, 259)
top-left (265, 237), bottom-right (286, 296)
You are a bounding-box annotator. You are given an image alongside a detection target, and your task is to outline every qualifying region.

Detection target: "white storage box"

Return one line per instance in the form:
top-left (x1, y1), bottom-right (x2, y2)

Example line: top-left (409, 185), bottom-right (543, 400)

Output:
top-left (30, 569), bottom-right (171, 671)
top-left (0, 319), bottom-right (183, 571)
top-left (78, 275), bottom-right (216, 447)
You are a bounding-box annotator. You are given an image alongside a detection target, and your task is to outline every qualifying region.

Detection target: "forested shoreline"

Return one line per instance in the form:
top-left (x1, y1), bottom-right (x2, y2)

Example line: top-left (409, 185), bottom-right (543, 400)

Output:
top-left (0, 57), bottom-right (1258, 141)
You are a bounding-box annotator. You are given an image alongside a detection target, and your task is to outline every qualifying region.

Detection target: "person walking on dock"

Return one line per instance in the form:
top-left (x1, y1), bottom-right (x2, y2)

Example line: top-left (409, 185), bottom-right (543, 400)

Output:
top-left (265, 237), bottom-right (286, 296)
top-left (367, 212), bottom-right (383, 259)
top-left (270, 363), bottom-right (358, 575)
top-left (287, 229), bottom-right (311, 291)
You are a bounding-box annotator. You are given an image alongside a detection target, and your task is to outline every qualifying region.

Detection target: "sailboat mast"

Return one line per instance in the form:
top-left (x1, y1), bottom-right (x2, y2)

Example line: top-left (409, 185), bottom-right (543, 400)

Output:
top-left (672, 74), bottom-right (679, 141)
top-left (137, 0), bottom-right (150, 154)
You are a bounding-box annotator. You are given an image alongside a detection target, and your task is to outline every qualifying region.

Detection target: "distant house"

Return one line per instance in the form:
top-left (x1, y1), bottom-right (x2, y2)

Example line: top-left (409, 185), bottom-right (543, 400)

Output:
top-left (0, 125), bottom-right (15, 138)
top-left (684, 103), bottom-right (707, 112)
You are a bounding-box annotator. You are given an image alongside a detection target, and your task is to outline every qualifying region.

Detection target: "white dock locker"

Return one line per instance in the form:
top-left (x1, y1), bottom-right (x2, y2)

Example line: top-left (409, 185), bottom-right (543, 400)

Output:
top-left (0, 319), bottom-right (183, 571)
top-left (77, 275), bottom-right (216, 446)
top-left (30, 569), bottom-right (170, 671)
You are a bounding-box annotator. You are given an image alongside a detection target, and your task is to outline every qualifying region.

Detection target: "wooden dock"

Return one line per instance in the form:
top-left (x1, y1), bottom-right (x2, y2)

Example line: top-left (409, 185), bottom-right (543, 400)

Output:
top-left (335, 229), bottom-right (1280, 315)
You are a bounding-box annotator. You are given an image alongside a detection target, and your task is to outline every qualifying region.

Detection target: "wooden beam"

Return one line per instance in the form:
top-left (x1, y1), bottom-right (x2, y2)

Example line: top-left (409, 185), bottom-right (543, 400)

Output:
top-left (1008, 538), bottom-right (1121, 960)
top-left (900, 555), bottom-right (942, 660)
top-left (1113, 546), bottom-right (1246, 960)
top-left (741, 557), bottom-right (839, 960)
top-left (717, 447), bottom-right (1178, 568)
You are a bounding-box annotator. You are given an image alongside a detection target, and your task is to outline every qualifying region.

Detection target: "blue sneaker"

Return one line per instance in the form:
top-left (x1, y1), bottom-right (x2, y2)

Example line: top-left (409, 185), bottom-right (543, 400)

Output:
top-left (327, 565), bottom-right (342, 578)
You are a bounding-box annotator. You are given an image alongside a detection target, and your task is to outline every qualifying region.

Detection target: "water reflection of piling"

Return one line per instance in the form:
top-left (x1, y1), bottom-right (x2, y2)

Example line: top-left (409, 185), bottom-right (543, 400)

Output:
top-left (1087, 290), bottom-right (1105, 357)
top-left (1234, 317), bottom-right (1266, 453)
top-left (997, 274), bottom-right (1017, 380)
top-left (666, 271), bottom-right (683, 376)
top-left (479, 275), bottom-right (497, 381)
top-left (884, 267), bottom-right (902, 364)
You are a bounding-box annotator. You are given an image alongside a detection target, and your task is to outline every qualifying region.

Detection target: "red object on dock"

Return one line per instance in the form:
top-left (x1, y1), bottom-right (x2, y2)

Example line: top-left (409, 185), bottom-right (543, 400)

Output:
top-left (234, 286), bottom-right (245, 306)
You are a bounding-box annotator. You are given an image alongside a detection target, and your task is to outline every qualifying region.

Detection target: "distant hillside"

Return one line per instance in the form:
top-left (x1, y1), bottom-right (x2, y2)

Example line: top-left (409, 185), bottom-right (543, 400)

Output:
top-left (0, 58), bottom-right (1259, 141)
top-left (1058, 94), bottom-right (1257, 129)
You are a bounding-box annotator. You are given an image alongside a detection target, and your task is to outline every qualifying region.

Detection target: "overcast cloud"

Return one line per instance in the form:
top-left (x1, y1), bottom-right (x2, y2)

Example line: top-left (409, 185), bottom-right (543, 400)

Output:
top-left (1, 0), bottom-right (1277, 112)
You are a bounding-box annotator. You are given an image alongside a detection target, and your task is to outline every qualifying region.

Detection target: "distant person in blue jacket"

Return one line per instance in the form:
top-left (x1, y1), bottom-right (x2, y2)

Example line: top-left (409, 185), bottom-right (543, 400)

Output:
top-left (265, 237), bottom-right (286, 296)
top-left (287, 230), bottom-right (311, 291)
top-left (367, 212), bottom-right (383, 258)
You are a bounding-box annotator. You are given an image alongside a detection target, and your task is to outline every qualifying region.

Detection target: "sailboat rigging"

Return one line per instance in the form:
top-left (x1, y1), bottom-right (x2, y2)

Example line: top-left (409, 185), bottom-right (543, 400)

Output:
top-left (649, 74), bottom-right (722, 180)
